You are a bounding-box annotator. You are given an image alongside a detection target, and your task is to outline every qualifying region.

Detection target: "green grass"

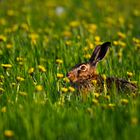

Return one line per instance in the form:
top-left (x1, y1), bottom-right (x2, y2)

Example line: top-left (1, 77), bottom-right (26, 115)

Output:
top-left (0, 0), bottom-right (140, 139)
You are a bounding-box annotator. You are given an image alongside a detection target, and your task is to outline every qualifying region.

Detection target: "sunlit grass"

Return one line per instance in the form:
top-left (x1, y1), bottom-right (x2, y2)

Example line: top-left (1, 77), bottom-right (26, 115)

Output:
top-left (0, 0), bottom-right (140, 139)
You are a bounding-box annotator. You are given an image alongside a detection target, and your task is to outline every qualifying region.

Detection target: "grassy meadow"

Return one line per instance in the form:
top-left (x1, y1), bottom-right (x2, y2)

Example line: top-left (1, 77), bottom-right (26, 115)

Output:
top-left (0, 0), bottom-right (140, 139)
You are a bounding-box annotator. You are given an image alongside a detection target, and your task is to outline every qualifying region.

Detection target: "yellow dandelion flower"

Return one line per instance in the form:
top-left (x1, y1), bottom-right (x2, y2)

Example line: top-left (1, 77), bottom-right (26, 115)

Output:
top-left (83, 47), bottom-right (89, 51)
top-left (57, 73), bottom-right (64, 78)
top-left (117, 32), bottom-right (126, 39)
top-left (28, 67), bottom-right (34, 75)
top-left (113, 40), bottom-right (119, 46)
top-left (0, 18), bottom-right (6, 25)
top-left (1, 106), bottom-right (6, 113)
top-left (69, 21), bottom-right (80, 28)
top-left (132, 37), bottom-right (140, 44)
top-left (6, 44), bottom-right (13, 49)
top-left (11, 82), bottom-right (16, 87)
top-left (68, 86), bottom-right (75, 92)
top-left (16, 57), bottom-right (25, 62)
top-left (12, 24), bottom-right (19, 32)
top-left (63, 77), bottom-right (70, 83)
top-left (0, 75), bottom-right (4, 80)
top-left (92, 99), bottom-right (99, 105)
top-left (0, 35), bottom-right (7, 42)
top-left (61, 87), bottom-right (68, 93)
top-left (102, 74), bottom-right (107, 80)
top-left (84, 54), bottom-right (91, 59)
top-left (94, 93), bottom-right (100, 98)
top-left (108, 103), bottom-right (116, 109)
top-left (118, 41), bottom-right (126, 48)
top-left (127, 71), bottom-right (133, 77)
top-left (133, 9), bottom-right (140, 17)
top-left (89, 43), bottom-right (94, 49)
top-left (4, 130), bottom-right (14, 137)
top-left (88, 23), bottom-right (97, 34)
top-left (0, 87), bottom-right (5, 93)
top-left (35, 85), bottom-right (43, 91)
top-left (104, 95), bottom-right (110, 100)
top-left (1, 64), bottom-right (12, 69)
top-left (94, 36), bottom-right (100, 42)
top-left (20, 23), bottom-right (29, 31)
top-left (131, 117), bottom-right (138, 125)
top-left (38, 65), bottom-right (46, 72)
top-left (56, 59), bottom-right (63, 64)
top-left (19, 91), bottom-right (28, 96)
top-left (16, 76), bottom-right (25, 82)
top-left (62, 31), bottom-right (72, 38)
top-left (87, 107), bottom-right (93, 114)
top-left (92, 79), bottom-right (97, 85)
top-left (120, 99), bottom-right (129, 105)
top-left (0, 82), bottom-right (3, 85)
top-left (7, 9), bottom-right (15, 16)
top-left (65, 40), bottom-right (72, 46)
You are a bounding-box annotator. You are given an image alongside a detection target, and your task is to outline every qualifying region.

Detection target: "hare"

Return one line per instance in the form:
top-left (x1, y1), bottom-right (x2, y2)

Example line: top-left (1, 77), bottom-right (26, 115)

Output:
top-left (67, 42), bottom-right (137, 95)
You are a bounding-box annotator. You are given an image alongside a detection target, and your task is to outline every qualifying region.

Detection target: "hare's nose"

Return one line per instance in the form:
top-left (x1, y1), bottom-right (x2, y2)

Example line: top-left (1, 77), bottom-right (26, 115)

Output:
top-left (67, 72), bottom-right (72, 79)
top-left (66, 72), bottom-right (70, 78)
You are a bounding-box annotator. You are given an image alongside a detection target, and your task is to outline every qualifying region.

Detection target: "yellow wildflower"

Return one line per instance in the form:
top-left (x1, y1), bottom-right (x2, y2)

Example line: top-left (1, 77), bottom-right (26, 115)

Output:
top-left (113, 40), bottom-right (119, 46)
top-left (35, 85), bottom-right (43, 91)
top-left (38, 65), bottom-right (46, 72)
top-left (94, 36), bottom-right (100, 42)
top-left (127, 71), bottom-right (133, 77)
top-left (69, 21), bottom-right (80, 28)
top-left (92, 99), bottom-right (99, 105)
top-left (1, 106), bottom-right (6, 113)
top-left (118, 41), bottom-right (126, 48)
top-left (0, 18), bottom-right (6, 25)
top-left (68, 86), bottom-right (75, 92)
top-left (20, 23), bottom-right (29, 31)
top-left (61, 87), bottom-right (68, 93)
top-left (1, 64), bottom-right (12, 69)
top-left (56, 59), bottom-right (63, 64)
top-left (117, 32), bottom-right (126, 39)
top-left (4, 130), bottom-right (14, 137)
top-left (108, 103), bottom-right (116, 109)
top-left (65, 40), bottom-right (72, 46)
top-left (94, 93), bottom-right (100, 98)
top-left (0, 35), bottom-right (7, 42)
top-left (83, 47), bottom-right (89, 51)
top-left (88, 23), bottom-right (97, 34)
top-left (102, 74), bottom-right (107, 80)
top-left (92, 79), bottom-right (97, 85)
top-left (16, 76), bottom-right (25, 82)
top-left (12, 24), bottom-right (19, 32)
top-left (6, 44), bottom-right (13, 49)
top-left (19, 91), bottom-right (28, 96)
top-left (89, 43), bottom-right (94, 49)
top-left (62, 31), bottom-right (72, 38)
top-left (16, 57), bottom-right (25, 62)
top-left (133, 9), bottom-right (140, 17)
top-left (57, 73), bottom-right (64, 78)
top-left (84, 54), bottom-right (91, 59)
top-left (28, 67), bottom-right (34, 75)
top-left (7, 9), bottom-right (15, 16)
top-left (120, 99), bottom-right (129, 105)
top-left (131, 117), bottom-right (138, 125)
top-left (63, 77), bottom-right (70, 83)
top-left (0, 87), bottom-right (5, 93)
top-left (29, 33), bottom-right (39, 45)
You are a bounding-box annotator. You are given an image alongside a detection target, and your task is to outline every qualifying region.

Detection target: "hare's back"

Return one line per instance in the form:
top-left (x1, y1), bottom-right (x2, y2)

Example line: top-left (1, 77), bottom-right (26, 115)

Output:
top-left (106, 77), bottom-right (137, 93)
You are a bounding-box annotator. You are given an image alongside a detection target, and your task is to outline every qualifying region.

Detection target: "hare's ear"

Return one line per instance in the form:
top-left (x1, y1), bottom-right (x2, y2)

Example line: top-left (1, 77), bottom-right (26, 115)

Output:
top-left (89, 42), bottom-right (111, 65)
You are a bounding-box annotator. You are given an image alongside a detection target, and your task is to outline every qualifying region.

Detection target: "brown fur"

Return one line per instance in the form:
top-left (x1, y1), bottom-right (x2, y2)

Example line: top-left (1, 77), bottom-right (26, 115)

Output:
top-left (67, 42), bottom-right (138, 95)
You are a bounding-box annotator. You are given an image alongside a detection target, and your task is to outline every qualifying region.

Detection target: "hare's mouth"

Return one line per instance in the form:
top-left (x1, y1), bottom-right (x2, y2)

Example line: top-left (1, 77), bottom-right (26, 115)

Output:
top-left (67, 73), bottom-right (77, 83)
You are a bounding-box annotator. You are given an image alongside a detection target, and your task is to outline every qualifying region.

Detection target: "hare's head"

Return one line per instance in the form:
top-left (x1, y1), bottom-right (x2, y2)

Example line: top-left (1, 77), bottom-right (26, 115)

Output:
top-left (67, 42), bottom-right (111, 83)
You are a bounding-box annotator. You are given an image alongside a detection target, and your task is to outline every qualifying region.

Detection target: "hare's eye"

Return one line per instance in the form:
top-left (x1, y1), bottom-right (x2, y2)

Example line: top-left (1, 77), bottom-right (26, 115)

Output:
top-left (80, 65), bottom-right (87, 71)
